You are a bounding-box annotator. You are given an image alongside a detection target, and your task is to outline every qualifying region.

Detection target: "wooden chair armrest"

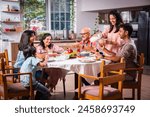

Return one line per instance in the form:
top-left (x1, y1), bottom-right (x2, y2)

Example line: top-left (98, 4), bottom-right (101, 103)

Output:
top-left (109, 71), bottom-right (120, 74)
top-left (4, 66), bottom-right (20, 71)
top-left (79, 74), bottom-right (99, 80)
top-left (8, 60), bottom-right (16, 65)
top-left (3, 72), bottom-right (32, 77)
top-left (125, 67), bottom-right (143, 71)
top-left (2, 72), bottom-right (33, 87)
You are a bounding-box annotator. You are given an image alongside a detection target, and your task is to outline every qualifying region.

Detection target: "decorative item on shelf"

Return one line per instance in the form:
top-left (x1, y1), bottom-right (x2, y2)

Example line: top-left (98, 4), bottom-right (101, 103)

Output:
top-left (15, 26), bottom-right (23, 32)
top-left (5, 18), bottom-right (11, 22)
top-left (4, 28), bottom-right (16, 32)
top-left (11, 5), bottom-right (19, 12)
top-left (3, 4), bottom-right (10, 11)
top-left (7, 4), bottom-right (10, 11)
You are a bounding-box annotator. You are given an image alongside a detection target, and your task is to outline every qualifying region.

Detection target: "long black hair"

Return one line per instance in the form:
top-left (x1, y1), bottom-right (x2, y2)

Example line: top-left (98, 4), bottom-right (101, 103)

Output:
top-left (23, 45), bottom-right (36, 60)
top-left (18, 30), bottom-right (36, 51)
top-left (108, 10), bottom-right (123, 33)
top-left (40, 33), bottom-right (53, 49)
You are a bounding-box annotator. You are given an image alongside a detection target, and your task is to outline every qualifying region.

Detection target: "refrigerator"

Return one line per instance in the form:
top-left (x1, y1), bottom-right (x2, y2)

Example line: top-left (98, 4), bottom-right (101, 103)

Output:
top-left (137, 11), bottom-right (150, 65)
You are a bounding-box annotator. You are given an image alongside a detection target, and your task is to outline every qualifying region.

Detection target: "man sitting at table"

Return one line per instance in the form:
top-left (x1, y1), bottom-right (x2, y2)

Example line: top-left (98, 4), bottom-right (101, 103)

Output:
top-left (74, 27), bottom-right (96, 52)
top-left (73, 27), bottom-right (97, 85)
top-left (96, 23), bottom-right (138, 81)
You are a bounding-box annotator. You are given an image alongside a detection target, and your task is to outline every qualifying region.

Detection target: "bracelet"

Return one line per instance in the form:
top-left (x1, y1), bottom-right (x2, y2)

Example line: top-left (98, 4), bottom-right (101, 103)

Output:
top-left (102, 46), bottom-right (105, 50)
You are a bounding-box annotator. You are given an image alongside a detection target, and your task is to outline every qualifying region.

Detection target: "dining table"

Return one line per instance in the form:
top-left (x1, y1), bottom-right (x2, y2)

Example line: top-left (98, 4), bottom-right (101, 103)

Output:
top-left (47, 55), bottom-right (111, 89)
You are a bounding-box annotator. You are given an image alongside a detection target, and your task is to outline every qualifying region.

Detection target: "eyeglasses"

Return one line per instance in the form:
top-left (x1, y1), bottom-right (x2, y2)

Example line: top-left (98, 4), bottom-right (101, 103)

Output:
top-left (80, 32), bottom-right (89, 35)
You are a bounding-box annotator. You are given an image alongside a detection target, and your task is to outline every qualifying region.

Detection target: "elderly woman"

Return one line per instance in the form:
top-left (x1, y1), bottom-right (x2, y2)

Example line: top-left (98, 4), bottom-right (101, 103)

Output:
top-left (36, 33), bottom-right (66, 92)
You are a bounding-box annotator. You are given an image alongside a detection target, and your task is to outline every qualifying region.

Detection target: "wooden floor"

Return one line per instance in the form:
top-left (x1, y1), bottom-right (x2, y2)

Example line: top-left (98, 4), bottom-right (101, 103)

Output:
top-left (49, 72), bottom-right (150, 100)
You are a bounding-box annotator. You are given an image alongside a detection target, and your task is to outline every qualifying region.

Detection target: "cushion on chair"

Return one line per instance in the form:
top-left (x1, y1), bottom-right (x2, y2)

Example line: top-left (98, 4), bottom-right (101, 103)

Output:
top-left (76, 86), bottom-right (120, 97)
top-left (0, 83), bottom-right (29, 94)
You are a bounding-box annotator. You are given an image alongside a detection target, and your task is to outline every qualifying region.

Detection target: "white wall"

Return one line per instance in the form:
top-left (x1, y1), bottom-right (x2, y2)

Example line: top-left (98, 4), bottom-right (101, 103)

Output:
top-left (0, 0), bottom-right (22, 43)
top-left (76, 0), bottom-right (97, 36)
top-left (81, 0), bottom-right (150, 11)
top-left (0, 0), bottom-right (22, 59)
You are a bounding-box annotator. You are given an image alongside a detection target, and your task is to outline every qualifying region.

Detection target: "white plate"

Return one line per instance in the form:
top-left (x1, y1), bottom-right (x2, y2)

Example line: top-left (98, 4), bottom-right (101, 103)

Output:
top-left (78, 57), bottom-right (96, 63)
top-left (48, 57), bottom-right (55, 62)
top-left (48, 59), bottom-right (55, 62)
top-left (54, 54), bottom-right (70, 61)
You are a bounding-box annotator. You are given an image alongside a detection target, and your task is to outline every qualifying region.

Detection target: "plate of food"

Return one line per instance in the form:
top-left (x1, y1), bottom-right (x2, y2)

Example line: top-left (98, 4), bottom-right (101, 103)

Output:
top-left (78, 57), bottom-right (96, 63)
top-left (79, 51), bottom-right (90, 57)
top-left (54, 54), bottom-right (70, 61)
top-left (48, 57), bottom-right (55, 62)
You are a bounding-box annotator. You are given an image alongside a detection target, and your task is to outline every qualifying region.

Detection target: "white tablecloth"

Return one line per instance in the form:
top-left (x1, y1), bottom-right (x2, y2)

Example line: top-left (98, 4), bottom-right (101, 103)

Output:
top-left (47, 58), bottom-right (110, 83)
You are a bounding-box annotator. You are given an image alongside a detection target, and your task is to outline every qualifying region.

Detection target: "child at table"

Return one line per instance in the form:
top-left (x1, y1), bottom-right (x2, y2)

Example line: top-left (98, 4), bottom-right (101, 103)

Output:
top-left (20, 45), bottom-right (51, 99)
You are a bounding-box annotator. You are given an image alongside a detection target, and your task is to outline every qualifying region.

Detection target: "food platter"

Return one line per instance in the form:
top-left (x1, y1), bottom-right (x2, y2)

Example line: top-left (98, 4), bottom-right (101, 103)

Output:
top-left (78, 57), bottom-right (96, 63)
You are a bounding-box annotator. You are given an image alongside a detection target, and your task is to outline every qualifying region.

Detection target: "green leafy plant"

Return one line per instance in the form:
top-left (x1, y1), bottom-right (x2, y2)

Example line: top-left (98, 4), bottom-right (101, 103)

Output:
top-left (70, 0), bottom-right (75, 31)
top-left (21, 0), bottom-right (46, 29)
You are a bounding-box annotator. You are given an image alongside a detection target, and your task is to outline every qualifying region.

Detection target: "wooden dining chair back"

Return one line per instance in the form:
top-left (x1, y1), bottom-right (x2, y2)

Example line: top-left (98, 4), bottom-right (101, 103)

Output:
top-left (123, 53), bottom-right (144, 100)
top-left (78, 59), bottom-right (125, 100)
top-left (4, 49), bottom-right (15, 69)
top-left (0, 50), bottom-right (16, 83)
top-left (0, 58), bottom-right (34, 100)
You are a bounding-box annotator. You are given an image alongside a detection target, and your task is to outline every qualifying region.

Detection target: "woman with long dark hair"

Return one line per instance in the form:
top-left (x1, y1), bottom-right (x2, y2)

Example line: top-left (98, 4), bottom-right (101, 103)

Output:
top-left (14, 30), bottom-right (36, 69)
top-left (99, 10), bottom-right (125, 55)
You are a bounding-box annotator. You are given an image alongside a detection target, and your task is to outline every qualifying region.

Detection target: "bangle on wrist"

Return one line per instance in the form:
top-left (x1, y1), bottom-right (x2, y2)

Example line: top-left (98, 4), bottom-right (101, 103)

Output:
top-left (102, 46), bottom-right (105, 50)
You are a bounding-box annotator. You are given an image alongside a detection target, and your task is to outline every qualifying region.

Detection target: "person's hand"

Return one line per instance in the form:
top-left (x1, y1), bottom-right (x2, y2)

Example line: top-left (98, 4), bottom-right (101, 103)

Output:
top-left (95, 51), bottom-right (103, 60)
top-left (44, 54), bottom-right (49, 62)
top-left (99, 39), bottom-right (107, 47)
top-left (102, 33), bottom-right (108, 38)
top-left (49, 53), bottom-right (59, 57)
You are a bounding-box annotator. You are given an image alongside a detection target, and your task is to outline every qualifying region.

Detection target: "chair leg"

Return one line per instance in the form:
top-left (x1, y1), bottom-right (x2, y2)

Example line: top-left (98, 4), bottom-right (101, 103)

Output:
top-left (63, 78), bottom-right (66, 97)
top-left (132, 88), bottom-right (135, 99)
top-left (137, 88), bottom-right (141, 100)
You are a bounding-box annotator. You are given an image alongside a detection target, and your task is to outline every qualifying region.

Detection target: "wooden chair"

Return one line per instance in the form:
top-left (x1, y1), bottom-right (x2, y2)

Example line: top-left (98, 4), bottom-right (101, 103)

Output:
top-left (0, 49), bottom-right (15, 73)
top-left (4, 49), bottom-right (15, 68)
top-left (0, 58), bottom-right (34, 100)
top-left (123, 53), bottom-right (144, 100)
top-left (0, 51), bottom-right (17, 83)
top-left (77, 59), bottom-right (125, 100)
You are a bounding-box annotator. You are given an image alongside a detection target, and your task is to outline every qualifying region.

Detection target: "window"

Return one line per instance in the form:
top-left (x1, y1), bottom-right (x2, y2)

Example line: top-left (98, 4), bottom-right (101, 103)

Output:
top-left (22, 0), bottom-right (46, 31)
top-left (51, 0), bottom-right (70, 30)
top-left (21, 0), bottom-right (75, 32)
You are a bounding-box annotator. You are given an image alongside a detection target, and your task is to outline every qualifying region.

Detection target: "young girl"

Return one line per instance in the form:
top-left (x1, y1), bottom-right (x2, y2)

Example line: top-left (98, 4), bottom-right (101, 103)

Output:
top-left (20, 45), bottom-right (50, 99)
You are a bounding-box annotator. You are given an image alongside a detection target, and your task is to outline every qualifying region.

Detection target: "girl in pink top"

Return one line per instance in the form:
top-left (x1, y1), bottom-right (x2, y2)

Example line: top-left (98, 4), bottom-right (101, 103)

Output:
top-left (99, 10), bottom-right (125, 55)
